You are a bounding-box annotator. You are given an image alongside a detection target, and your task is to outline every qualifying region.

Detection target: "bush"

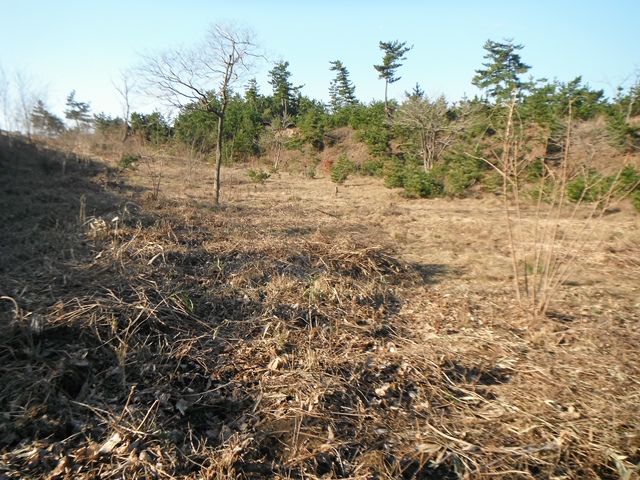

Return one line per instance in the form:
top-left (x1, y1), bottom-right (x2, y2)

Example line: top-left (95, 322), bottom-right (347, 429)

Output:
top-left (630, 190), bottom-right (640, 213)
top-left (431, 155), bottom-right (486, 197)
top-left (567, 171), bottom-right (602, 203)
top-left (606, 113), bottom-right (640, 152)
top-left (331, 153), bottom-right (356, 184)
top-left (247, 168), bottom-right (270, 184)
top-left (615, 165), bottom-right (640, 193)
top-left (118, 153), bottom-right (140, 170)
top-left (361, 158), bottom-right (385, 177)
top-left (401, 168), bottom-right (443, 199)
top-left (383, 159), bottom-right (406, 188)
top-left (482, 170), bottom-right (503, 194)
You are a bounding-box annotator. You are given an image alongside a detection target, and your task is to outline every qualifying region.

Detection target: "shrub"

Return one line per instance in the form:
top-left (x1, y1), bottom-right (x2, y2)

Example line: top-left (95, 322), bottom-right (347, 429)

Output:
top-left (630, 190), bottom-right (640, 212)
top-left (118, 153), bottom-right (140, 170)
top-left (383, 159), bottom-right (406, 188)
top-left (566, 169), bottom-right (610, 203)
top-left (567, 175), bottom-right (594, 203)
top-left (331, 153), bottom-right (356, 184)
top-left (482, 170), bottom-right (503, 194)
top-left (401, 168), bottom-right (443, 198)
top-left (434, 155), bottom-right (486, 197)
top-left (615, 165), bottom-right (640, 193)
top-left (247, 168), bottom-right (270, 184)
top-left (361, 158), bottom-right (385, 177)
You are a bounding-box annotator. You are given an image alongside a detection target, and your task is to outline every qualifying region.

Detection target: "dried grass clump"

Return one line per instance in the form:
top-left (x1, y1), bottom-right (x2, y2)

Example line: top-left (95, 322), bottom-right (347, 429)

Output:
top-left (1, 135), bottom-right (639, 479)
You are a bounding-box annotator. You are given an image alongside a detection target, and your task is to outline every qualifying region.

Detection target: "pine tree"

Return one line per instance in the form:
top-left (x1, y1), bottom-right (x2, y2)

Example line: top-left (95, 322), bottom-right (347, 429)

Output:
top-left (374, 40), bottom-right (412, 115)
top-left (472, 39), bottom-right (531, 103)
top-left (268, 61), bottom-right (302, 118)
top-left (31, 100), bottom-right (65, 136)
top-left (329, 60), bottom-right (357, 110)
top-left (64, 90), bottom-right (92, 131)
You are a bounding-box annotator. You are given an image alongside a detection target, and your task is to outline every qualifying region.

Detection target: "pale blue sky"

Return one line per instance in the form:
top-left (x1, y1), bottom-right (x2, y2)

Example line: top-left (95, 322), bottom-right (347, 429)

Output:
top-left (1, 0), bottom-right (638, 125)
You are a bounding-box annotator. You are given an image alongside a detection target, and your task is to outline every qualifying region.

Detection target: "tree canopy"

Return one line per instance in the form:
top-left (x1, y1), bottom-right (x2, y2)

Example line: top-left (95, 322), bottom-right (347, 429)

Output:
top-left (472, 39), bottom-right (531, 102)
top-left (65, 90), bottom-right (92, 130)
top-left (136, 23), bottom-right (262, 204)
top-left (329, 60), bottom-right (357, 111)
top-left (374, 40), bottom-right (412, 114)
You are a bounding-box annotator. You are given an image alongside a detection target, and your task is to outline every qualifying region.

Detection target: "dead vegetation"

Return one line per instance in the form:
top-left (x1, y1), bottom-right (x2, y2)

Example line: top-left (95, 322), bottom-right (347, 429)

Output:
top-left (1, 131), bottom-right (639, 479)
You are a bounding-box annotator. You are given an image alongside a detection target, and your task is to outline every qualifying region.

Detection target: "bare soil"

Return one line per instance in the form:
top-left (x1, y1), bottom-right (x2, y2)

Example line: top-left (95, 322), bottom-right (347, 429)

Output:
top-left (1, 132), bottom-right (639, 479)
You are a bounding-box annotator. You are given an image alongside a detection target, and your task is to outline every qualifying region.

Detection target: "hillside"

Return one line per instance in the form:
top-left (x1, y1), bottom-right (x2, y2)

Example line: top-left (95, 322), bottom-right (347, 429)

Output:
top-left (1, 131), bottom-right (639, 479)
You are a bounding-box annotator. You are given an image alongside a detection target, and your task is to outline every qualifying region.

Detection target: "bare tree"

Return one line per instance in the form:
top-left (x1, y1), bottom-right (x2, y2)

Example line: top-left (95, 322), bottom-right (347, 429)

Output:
top-left (394, 92), bottom-right (469, 171)
top-left (112, 70), bottom-right (136, 152)
top-left (136, 23), bottom-right (262, 204)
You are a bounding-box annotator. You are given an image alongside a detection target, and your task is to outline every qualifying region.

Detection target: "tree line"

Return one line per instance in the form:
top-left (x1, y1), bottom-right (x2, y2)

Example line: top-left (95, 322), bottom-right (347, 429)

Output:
top-left (7, 26), bottom-right (640, 207)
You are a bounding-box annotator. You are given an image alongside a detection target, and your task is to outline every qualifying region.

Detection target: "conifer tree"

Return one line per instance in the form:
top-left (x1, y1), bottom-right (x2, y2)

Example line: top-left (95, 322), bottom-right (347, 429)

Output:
top-left (472, 39), bottom-right (531, 103)
top-left (374, 40), bottom-right (412, 115)
top-left (65, 90), bottom-right (92, 131)
top-left (31, 99), bottom-right (65, 136)
top-left (329, 60), bottom-right (357, 110)
top-left (268, 61), bottom-right (302, 118)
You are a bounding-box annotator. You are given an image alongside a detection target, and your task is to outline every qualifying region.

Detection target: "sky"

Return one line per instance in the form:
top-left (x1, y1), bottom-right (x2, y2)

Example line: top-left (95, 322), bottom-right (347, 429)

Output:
top-left (1, 0), bottom-right (639, 128)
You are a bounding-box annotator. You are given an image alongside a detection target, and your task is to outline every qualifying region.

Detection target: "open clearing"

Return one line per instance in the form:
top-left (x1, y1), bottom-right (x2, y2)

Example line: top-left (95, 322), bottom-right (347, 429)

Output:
top-left (1, 134), bottom-right (639, 478)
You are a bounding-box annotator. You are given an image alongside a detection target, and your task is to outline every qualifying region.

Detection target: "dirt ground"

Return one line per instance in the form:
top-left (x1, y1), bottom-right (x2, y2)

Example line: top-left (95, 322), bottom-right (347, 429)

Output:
top-left (1, 135), bottom-right (639, 479)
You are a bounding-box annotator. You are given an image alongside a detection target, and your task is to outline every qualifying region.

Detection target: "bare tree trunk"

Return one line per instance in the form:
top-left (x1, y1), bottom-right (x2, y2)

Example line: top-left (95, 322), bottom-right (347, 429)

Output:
top-left (384, 80), bottom-right (390, 116)
top-left (214, 113), bottom-right (224, 205)
top-left (113, 71), bottom-right (134, 157)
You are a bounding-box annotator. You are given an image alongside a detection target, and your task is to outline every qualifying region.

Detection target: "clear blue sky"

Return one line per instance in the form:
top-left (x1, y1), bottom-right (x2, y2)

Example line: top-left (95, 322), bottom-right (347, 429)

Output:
top-left (1, 0), bottom-right (638, 126)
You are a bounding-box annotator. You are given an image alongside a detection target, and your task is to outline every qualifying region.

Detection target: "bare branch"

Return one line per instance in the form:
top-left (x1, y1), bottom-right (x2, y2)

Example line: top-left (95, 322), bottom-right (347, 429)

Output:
top-left (133, 22), bottom-right (263, 204)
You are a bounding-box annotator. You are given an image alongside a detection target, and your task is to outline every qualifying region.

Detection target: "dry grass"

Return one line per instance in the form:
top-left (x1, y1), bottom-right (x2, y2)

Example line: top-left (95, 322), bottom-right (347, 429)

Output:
top-left (1, 132), bottom-right (639, 479)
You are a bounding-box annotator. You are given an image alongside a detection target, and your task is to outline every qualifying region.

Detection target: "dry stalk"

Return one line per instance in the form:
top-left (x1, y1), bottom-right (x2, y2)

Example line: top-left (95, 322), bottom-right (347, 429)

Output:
top-left (482, 94), bottom-right (638, 317)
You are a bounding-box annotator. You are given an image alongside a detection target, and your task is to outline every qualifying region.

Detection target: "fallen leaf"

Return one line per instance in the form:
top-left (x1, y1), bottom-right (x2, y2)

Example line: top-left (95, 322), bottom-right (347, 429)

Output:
top-left (415, 443), bottom-right (442, 454)
top-left (99, 432), bottom-right (122, 454)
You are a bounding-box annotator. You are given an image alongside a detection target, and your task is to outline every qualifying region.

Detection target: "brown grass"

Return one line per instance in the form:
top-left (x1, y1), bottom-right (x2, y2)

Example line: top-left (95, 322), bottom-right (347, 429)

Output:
top-left (1, 131), bottom-right (639, 479)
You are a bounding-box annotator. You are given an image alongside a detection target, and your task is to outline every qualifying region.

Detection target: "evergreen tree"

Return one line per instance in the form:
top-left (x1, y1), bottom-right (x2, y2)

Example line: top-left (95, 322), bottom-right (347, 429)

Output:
top-left (244, 78), bottom-right (269, 118)
top-left (130, 111), bottom-right (172, 144)
top-left (268, 61), bottom-right (302, 118)
top-left (30, 100), bottom-right (65, 137)
top-left (244, 78), bottom-right (261, 109)
top-left (93, 112), bottom-right (125, 136)
top-left (328, 60), bottom-right (357, 110)
top-left (374, 40), bottom-right (412, 115)
top-left (472, 39), bottom-right (531, 103)
top-left (64, 90), bottom-right (92, 130)
top-left (406, 82), bottom-right (425, 100)
top-left (297, 96), bottom-right (328, 151)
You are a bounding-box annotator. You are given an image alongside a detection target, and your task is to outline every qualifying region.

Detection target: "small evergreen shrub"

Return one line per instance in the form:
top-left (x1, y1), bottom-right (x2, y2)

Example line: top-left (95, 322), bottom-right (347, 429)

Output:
top-left (401, 168), bottom-right (443, 198)
top-left (526, 158), bottom-right (545, 181)
top-left (482, 170), bottom-right (503, 194)
top-left (118, 153), bottom-right (140, 170)
top-left (432, 155), bottom-right (486, 197)
top-left (630, 190), bottom-right (640, 213)
top-left (567, 169), bottom-right (606, 203)
top-left (383, 159), bottom-right (406, 188)
top-left (615, 165), bottom-right (640, 193)
top-left (331, 153), bottom-right (356, 184)
top-left (361, 158), bottom-right (385, 177)
top-left (247, 168), bottom-right (270, 184)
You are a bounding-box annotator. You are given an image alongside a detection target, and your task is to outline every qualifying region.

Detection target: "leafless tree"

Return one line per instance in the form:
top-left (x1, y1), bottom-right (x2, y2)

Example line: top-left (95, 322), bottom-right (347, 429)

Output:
top-left (136, 23), bottom-right (262, 204)
top-left (0, 66), bottom-right (47, 135)
top-left (14, 70), bottom-right (47, 137)
top-left (394, 93), bottom-right (469, 172)
top-left (112, 70), bottom-right (136, 152)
